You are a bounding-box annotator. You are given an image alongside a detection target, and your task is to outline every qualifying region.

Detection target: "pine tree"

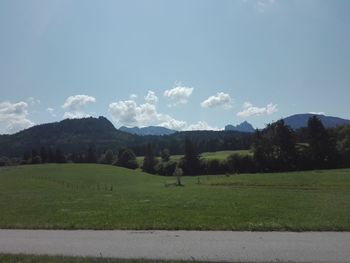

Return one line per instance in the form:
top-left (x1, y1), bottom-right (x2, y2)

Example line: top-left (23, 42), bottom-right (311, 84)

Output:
top-left (307, 116), bottom-right (338, 169)
top-left (142, 143), bottom-right (157, 173)
top-left (181, 138), bottom-right (200, 175)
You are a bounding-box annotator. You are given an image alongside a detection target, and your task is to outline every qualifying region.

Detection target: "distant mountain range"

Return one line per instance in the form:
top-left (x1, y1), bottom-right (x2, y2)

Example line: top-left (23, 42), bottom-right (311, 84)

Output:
top-left (119, 126), bottom-right (176, 136)
top-left (0, 117), bottom-right (252, 157)
top-left (225, 121), bottom-right (255, 133)
top-left (0, 113), bottom-right (349, 157)
top-left (283, 114), bottom-right (350, 130)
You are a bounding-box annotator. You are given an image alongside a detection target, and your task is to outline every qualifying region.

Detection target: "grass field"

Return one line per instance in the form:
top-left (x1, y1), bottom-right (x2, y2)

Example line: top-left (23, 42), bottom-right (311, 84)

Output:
top-left (136, 150), bottom-right (251, 165)
top-left (0, 164), bottom-right (349, 231)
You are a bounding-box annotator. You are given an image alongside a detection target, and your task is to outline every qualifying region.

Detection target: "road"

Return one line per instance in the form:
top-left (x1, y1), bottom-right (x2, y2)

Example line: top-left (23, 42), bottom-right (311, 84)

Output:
top-left (0, 230), bottom-right (349, 262)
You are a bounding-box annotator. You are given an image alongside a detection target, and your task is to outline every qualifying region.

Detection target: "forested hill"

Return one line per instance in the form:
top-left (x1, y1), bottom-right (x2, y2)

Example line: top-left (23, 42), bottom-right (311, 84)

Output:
top-left (0, 117), bottom-right (253, 157)
top-left (0, 117), bottom-right (135, 157)
top-left (283, 114), bottom-right (350, 130)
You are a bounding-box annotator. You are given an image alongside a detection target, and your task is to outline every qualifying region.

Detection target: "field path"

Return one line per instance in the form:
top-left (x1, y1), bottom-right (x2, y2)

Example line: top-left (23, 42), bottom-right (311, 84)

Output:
top-left (0, 230), bottom-right (349, 262)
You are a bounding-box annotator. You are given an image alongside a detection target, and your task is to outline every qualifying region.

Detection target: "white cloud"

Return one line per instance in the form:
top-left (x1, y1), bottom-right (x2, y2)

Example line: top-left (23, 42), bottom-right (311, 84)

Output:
top-left (129, 94), bottom-right (138, 100)
top-left (47, 107), bottom-right (56, 117)
top-left (159, 118), bottom-right (187, 130)
top-left (62, 95), bottom-right (96, 110)
top-left (237, 102), bottom-right (278, 117)
top-left (0, 101), bottom-right (34, 133)
top-left (109, 92), bottom-right (186, 130)
top-left (185, 121), bottom-right (220, 131)
top-left (63, 111), bottom-right (91, 119)
top-left (27, 97), bottom-right (41, 105)
top-left (309, 112), bottom-right (325, 115)
top-left (62, 94), bottom-right (96, 119)
top-left (109, 91), bottom-right (223, 131)
top-left (164, 85), bottom-right (194, 106)
top-left (201, 92), bottom-right (232, 109)
top-left (255, 0), bottom-right (276, 12)
top-left (144, 90), bottom-right (158, 105)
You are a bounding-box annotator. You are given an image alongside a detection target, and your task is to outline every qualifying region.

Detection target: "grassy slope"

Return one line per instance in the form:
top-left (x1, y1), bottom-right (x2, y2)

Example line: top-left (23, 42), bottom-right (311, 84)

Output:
top-left (0, 164), bottom-right (349, 231)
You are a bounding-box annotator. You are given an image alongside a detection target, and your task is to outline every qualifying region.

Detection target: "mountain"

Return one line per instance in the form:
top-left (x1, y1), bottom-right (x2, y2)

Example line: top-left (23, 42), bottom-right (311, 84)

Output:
top-left (119, 126), bottom-right (176, 136)
top-left (0, 117), bottom-right (253, 157)
top-left (225, 121), bottom-right (255, 133)
top-left (283, 114), bottom-right (350, 130)
top-left (0, 116), bottom-right (135, 157)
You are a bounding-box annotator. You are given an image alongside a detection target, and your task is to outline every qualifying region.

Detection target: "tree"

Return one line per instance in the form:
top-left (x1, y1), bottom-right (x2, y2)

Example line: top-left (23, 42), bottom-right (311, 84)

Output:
top-left (115, 148), bottom-right (138, 169)
top-left (181, 138), bottom-right (201, 175)
top-left (40, 146), bottom-right (47, 163)
top-left (272, 120), bottom-right (297, 170)
top-left (0, 156), bottom-right (11, 166)
top-left (336, 125), bottom-right (350, 167)
top-left (253, 120), bottom-right (296, 171)
top-left (47, 148), bottom-right (55, 163)
top-left (55, 148), bottom-right (66, 163)
top-left (227, 154), bottom-right (256, 174)
top-left (173, 166), bottom-right (183, 186)
top-left (161, 148), bottom-right (170, 162)
top-left (307, 116), bottom-right (338, 169)
top-left (86, 146), bottom-right (97, 163)
top-left (142, 143), bottom-right (158, 174)
top-left (102, 149), bottom-right (114, 164)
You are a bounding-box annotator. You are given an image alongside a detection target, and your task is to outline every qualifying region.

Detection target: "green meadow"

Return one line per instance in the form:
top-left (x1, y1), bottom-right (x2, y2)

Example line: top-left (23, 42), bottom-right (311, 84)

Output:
top-left (136, 150), bottom-right (251, 165)
top-left (0, 164), bottom-right (349, 231)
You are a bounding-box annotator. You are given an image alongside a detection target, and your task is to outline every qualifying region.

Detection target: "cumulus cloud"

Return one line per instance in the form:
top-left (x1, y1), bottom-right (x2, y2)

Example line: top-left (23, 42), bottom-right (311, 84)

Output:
top-left (108, 92), bottom-right (186, 130)
top-left (237, 102), bottom-right (278, 117)
top-left (0, 101), bottom-right (34, 134)
top-left (144, 90), bottom-right (158, 105)
top-left (62, 94), bottom-right (96, 119)
top-left (164, 85), bottom-right (194, 106)
top-left (185, 121), bottom-right (220, 131)
top-left (47, 107), bottom-right (56, 117)
top-left (109, 91), bottom-right (222, 131)
top-left (201, 92), bottom-right (232, 109)
top-left (159, 118), bottom-right (187, 131)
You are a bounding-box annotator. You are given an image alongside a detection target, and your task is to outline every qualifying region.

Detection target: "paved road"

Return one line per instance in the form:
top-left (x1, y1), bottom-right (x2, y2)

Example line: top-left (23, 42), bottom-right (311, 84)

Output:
top-left (0, 230), bottom-right (349, 262)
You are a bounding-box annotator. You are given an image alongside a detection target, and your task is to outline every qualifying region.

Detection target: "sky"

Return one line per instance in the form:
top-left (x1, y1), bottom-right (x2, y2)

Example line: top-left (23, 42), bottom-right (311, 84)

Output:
top-left (1, 0), bottom-right (350, 134)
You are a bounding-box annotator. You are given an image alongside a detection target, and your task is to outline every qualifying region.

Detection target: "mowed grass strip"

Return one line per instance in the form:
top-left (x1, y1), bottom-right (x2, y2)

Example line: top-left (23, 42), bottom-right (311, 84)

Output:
top-left (0, 164), bottom-right (349, 231)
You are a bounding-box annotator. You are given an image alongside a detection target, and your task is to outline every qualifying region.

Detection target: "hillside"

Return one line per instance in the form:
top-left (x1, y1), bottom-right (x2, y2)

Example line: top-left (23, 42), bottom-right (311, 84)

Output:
top-left (283, 114), bottom-right (350, 130)
top-left (0, 117), bottom-right (135, 157)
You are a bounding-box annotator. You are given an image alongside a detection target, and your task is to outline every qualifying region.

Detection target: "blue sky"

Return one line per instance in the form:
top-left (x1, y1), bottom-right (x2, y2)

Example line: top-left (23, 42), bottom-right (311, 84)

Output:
top-left (1, 0), bottom-right (350, 134)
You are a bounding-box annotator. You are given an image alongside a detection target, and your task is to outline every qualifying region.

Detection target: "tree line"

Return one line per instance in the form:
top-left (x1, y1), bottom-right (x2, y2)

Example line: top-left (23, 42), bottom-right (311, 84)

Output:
top-left (1, 116), bottom-right (349, 176)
